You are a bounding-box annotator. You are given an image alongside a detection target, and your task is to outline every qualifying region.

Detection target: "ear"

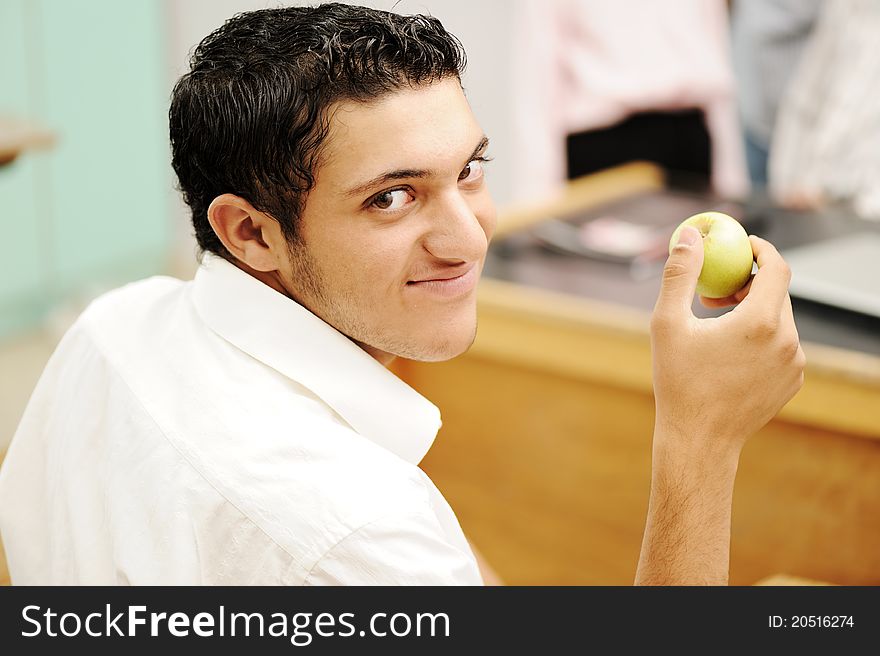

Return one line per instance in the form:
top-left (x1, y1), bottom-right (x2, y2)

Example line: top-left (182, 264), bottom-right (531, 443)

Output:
top-left (207, 194), bottom-right (286, 272)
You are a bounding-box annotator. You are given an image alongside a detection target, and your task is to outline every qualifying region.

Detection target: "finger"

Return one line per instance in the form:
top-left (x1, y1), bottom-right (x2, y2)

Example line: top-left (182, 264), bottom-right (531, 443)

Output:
top-left (700, 276), bottom-right (754, 309)
top-left (737, 236), bottom-right (791, 316)
top-left (653, 225), bottom-right (704, 320)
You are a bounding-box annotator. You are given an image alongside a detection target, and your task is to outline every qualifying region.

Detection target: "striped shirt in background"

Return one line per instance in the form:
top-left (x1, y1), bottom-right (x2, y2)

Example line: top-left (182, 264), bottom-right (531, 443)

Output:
top-left (769, 0), bottom-right (880, 220)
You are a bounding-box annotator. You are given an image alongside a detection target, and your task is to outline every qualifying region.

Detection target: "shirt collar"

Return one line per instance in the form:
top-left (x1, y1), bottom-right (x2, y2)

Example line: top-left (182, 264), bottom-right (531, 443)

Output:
top-left (190, 253), bottom-right (441, 465)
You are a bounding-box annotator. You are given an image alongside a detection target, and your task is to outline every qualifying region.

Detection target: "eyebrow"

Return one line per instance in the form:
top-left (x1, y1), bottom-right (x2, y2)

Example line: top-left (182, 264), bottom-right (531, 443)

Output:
top-left (343, 135), bottom-right (490, 199)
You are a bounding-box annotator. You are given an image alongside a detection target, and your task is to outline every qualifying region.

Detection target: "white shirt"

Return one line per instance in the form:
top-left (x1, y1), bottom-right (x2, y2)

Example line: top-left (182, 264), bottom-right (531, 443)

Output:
top-left (0, 254), bottom-right (483, 585)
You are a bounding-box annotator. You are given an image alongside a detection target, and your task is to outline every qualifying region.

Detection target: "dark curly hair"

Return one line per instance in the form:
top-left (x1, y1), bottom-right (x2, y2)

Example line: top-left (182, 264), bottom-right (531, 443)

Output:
top-left (169, 3), bottom-right (467, 259)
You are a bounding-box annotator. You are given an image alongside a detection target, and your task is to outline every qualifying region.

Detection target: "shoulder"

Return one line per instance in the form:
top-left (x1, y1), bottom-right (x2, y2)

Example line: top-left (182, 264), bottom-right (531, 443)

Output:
top-left (85, 274), bottom-right (186, 313)
top-left (79, 275), bottom-right (185, 325)
top-left (76, 275), bottom-right (188, 344)
top-left (134, 417), bottom-right (453, 584)
top-left (207, 415), bottom-right (439, 564)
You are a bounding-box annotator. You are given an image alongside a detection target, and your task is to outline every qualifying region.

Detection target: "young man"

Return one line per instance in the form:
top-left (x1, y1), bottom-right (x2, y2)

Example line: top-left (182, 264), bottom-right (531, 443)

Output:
top-left (0, 4), bottom-right (803, 585)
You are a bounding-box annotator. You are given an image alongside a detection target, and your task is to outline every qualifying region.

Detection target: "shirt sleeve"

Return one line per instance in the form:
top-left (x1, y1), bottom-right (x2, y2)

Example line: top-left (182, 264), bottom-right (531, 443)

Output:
top-left (303, 507), bottom-right (484, 586)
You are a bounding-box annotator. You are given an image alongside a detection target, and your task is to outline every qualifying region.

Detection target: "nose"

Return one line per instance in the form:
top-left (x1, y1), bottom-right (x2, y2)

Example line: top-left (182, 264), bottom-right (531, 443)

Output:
top-left (422, 189), bottom-right (491, 263)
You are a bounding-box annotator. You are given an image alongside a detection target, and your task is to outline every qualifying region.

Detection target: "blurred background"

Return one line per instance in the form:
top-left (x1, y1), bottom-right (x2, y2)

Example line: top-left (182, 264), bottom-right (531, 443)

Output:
top-left (2, 0), bottom-right (879, 585)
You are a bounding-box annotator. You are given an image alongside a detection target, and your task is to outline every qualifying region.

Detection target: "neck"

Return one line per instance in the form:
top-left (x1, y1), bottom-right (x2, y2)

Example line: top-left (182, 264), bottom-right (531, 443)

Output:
top-left (229, 258), bottom-right (397, 368)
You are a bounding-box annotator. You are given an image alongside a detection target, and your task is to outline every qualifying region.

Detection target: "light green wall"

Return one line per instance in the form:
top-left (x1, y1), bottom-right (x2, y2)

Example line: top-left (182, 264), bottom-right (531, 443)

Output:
top-left (0, 0), bottom-right (170, 339)
top-left (0, 0), bottom-right (46, 336)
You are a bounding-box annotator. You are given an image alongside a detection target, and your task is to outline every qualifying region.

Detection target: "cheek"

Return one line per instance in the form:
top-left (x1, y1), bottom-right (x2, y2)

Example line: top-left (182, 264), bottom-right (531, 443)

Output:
top-left (346, 233), bottom-right (416, 292)
top-left (473, 189), bottom-right (498, 241)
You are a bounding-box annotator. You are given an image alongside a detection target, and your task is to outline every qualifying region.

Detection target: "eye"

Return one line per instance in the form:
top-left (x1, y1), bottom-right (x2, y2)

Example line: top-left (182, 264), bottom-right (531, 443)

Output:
top-left (370, 188), bottom-right (414, 211)
top-left (458, 158), bottom-right (486, 183)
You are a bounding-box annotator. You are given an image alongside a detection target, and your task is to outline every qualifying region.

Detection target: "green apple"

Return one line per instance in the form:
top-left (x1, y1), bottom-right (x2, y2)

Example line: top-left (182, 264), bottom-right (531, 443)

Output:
top-left (668, 211), bottom-right (754, 298)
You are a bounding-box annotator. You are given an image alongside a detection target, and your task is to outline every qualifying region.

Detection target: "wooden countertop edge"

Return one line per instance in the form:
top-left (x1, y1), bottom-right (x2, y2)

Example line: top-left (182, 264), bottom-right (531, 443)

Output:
top-left (477, 277), bottom-right (880, 384)
top-left (473, 277), bottom-right (880, 439)
top-left (477, 277), bottom-right (651, 337)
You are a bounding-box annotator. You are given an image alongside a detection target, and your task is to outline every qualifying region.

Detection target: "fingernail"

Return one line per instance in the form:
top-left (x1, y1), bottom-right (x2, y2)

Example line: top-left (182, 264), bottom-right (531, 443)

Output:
top-left (676, 226), bottom-right (700, 247)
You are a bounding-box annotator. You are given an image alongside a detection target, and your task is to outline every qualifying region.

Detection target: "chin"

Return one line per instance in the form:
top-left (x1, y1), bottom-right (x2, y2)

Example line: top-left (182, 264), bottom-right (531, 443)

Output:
top-left (398, 322), bottom-right (478, 363)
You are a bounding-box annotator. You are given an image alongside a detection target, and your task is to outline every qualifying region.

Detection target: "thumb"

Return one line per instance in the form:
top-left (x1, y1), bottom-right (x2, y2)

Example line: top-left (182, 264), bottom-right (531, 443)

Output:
top-left (654, 225), bottom-right (704, 319)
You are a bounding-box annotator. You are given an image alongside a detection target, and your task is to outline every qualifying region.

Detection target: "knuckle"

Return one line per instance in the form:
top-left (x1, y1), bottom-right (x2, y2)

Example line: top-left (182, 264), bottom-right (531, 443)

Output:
top-left (753, 315), bottom-right (778, 337)
top-left (779, 261), bottom-right (792, 284)
top-left (662, 260), bottom-right (690, 281)
top-left (780, 337), bottom-right (800, 360)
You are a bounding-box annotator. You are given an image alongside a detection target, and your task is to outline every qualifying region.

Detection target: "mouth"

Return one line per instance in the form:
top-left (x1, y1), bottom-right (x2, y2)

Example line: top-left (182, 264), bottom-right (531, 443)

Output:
top-left (406, 262), bottom-right (479, 297)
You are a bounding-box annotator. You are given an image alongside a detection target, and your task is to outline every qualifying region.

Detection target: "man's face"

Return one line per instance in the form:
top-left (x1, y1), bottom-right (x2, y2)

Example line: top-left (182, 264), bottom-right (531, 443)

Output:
top-left (278, 77), bottom-right (496, 363)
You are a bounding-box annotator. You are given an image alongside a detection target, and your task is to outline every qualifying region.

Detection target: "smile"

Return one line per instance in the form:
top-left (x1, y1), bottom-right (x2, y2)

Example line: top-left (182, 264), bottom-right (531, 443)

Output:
top-left (406, 263), bottom-right (478, 298)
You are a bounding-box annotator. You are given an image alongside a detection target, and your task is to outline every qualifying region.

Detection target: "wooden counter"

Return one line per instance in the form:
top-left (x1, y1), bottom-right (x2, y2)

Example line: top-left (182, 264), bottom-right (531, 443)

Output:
top-left (0, 542), bottom-right (7, 585)
top-left (395, 163), bottom-right (880, 586)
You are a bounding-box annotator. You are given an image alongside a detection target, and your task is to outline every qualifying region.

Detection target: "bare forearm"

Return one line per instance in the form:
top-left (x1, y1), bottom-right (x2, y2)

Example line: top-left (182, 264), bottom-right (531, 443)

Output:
top-left (635, 431), bottom-right (741, 586)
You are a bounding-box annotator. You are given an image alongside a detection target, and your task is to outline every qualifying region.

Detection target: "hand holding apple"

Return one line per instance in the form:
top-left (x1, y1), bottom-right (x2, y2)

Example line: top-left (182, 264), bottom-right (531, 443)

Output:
top-left (642, 227), bottom-right (805, 586)
top-left (668, 212), bottom-right (754, 299)
top-left (651, 229), bottom-right (805, 450)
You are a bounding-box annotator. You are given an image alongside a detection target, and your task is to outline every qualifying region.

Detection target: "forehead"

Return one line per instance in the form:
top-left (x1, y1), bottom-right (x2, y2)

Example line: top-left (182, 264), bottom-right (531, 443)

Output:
top-left (317, 78), bottom-right (483, 188)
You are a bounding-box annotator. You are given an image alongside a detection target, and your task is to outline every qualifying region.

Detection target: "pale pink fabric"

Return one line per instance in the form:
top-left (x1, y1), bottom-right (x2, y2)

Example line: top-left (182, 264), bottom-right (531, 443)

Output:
top-left (510, 0), bottom-right (749, 202)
